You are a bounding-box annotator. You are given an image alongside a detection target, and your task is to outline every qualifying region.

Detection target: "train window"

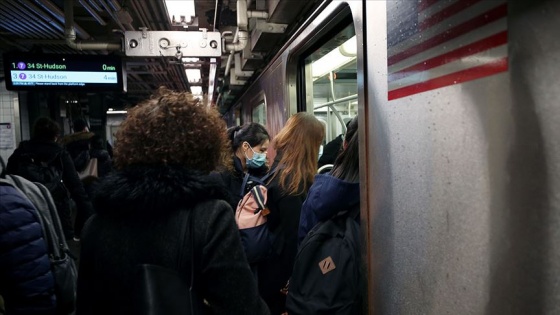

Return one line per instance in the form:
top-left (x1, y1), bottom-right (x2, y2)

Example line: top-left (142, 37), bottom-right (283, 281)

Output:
top-left (252, 100), bottom-right (267, 126)
top-left (302, 23), bottom-right (357, 143)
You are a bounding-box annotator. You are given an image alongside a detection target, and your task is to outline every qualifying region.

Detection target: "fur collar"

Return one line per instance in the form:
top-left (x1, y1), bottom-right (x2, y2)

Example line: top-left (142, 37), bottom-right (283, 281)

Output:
top-left (93, 164), bottom-right (230, 215)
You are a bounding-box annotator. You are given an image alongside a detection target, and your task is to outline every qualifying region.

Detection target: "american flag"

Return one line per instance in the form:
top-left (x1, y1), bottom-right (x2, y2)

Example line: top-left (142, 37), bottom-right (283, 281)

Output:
top-left (387, 0), bottom-right (508, 100)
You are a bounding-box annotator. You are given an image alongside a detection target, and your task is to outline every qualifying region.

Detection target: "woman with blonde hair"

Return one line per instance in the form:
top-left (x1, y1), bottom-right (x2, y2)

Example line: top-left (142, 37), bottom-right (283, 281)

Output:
top-left (257, 112), bottom-right (324, 314)
top-left (76, 88), bottom-right (269, 315)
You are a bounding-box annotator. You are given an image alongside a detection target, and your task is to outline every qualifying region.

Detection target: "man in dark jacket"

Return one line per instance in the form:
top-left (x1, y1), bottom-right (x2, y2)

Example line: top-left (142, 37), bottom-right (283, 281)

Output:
top-left (6, 117), bottom-right (94, 241)
top-left (0, 182), bottom-right (56, 314)
top-left (60, 118), bottom-right (95, 172)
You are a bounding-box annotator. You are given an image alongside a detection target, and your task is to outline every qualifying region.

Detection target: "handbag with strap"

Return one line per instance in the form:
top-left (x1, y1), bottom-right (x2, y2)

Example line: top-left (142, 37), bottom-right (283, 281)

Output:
top-left (133, 210), bottom-right (201, 315)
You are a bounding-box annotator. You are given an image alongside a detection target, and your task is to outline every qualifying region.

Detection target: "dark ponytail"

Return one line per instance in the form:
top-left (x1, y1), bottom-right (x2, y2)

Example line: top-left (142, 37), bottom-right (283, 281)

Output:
top-left (228, 123), bottom-right (270, 152)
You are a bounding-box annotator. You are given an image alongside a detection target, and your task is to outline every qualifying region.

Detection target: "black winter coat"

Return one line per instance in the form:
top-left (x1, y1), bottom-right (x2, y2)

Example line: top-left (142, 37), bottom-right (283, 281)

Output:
top-left (0, 184), bottom-right (56, 315)
top-left (257, 156), bottom-right (308, 315)
top-left (61, 132), bottom-right (95, 171)
top-left (6, 140), bottom-right (94, 238)
top-left (77, 164), bottom-right (270, 315)
top-left (211, 156), bottom-right (268, 210)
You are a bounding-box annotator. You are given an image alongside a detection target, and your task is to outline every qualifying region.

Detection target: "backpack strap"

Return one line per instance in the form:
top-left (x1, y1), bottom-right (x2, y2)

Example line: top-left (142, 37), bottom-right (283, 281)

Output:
top-left (250, 185), bottom-right (267, 214)
top-left (176, 209), bottom-right (198, 314)
top-left (239, 166), bottom-right (279, 197)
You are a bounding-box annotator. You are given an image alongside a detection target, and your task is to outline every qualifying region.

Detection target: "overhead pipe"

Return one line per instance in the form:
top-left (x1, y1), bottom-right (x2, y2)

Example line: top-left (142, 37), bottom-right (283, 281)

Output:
top-left (11, 1), bottom-right (61, 37)
top-left (96, 0), bottom-right (126, 31)
top-left (78, 0), bottom-right (107, 26)
top-left (87, 0), bottom-right (102, 12)
top-left (223, 0), bottom-right (250, 77)
top-left (247, 11), bottom-right (268, 19)
top-left (213, 0), bottom-right (219, 31)
top-left (3, 2), bottom-right (59, 39)
top-left (64, 0), bottom-right (121, 50)
top-left (234, 53), bottom-right (253, 77)
top-left (0, 8), bottom-right (45, 39)
top-left (37, 0), bottom-right (91, 39)
top-left (106, 0), bottom-right (135, 31)
top-left (129, 1), bottom-right (150, 30)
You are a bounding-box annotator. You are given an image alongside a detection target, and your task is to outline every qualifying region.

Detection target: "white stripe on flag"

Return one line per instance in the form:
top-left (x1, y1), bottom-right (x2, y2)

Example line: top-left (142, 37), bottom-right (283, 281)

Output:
top-left (418, 0), bottom-right (460, 23)
top-left (388, 0), bottom-right (504, 56)
top-left (388, 44), bottom-right (507, 91)
top-left (389, 18), bottom-right (507, 73)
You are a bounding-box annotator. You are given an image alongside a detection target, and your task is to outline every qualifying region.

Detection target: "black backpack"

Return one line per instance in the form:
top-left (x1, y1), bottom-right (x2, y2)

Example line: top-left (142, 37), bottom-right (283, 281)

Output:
top-left (0, 174), bottom-right (78, 314)
top-left (286, 207), bottom-right (363, 315)
top-left (14, 152), bottom-right (68, 200)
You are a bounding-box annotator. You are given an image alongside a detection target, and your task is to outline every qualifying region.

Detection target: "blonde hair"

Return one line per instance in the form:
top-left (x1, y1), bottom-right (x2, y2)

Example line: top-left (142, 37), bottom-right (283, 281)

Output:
top-left (272, 112), bottom-right (324, 195)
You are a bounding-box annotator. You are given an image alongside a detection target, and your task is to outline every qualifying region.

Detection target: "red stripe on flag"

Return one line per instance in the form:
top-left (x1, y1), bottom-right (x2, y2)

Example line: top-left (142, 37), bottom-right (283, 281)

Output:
top-left (419, 0), bottom-right (438, 12)
top-left (420, 0), bottom-right (484, 30)
top-left (388, 57), bottom-right (508, 100)
top-left (388, 3), bottom-right (507, 66)
top-left (389, 31), bottom-right (508, 82)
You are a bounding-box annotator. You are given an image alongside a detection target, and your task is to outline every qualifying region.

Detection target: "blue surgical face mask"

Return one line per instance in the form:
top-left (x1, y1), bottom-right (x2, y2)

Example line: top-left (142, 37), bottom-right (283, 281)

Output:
top-left (245, 143), bottom-right (267, 169)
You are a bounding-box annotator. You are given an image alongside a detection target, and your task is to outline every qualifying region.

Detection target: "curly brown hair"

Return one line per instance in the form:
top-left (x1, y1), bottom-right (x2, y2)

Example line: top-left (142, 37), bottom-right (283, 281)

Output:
top-left (113, 87), bottom-right (230, 172)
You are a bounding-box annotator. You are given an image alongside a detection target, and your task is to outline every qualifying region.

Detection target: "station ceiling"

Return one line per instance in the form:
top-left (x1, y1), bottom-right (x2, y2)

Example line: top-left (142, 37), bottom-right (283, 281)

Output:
top-left (0, 0), bottom-right (320, 114)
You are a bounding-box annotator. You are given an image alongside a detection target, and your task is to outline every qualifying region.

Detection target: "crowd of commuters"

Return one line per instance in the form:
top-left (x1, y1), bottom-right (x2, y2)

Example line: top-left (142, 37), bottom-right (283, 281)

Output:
top-left (0, 87), bottom-right (361, 315)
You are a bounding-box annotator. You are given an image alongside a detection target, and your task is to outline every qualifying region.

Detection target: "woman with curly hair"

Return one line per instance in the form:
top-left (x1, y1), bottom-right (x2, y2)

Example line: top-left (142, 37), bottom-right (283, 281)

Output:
top-left (256, 112), bottom-right (324, 314)
top-left (76, 88), bottom-right (269, 315)
top-left (213, 123), bottom-right (270, 209)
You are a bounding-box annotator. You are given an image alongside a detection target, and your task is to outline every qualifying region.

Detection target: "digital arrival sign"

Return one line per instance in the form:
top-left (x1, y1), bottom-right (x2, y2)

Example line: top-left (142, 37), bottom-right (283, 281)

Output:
top-left (3, 53), bottom-right (125, 92)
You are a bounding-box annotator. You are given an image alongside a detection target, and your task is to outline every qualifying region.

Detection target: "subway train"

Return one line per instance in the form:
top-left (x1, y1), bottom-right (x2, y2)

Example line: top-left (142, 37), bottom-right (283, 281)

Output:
top-left (0, 0), bottom-right (559, 314)
top-left (224, 1), bottom-right (560, 314)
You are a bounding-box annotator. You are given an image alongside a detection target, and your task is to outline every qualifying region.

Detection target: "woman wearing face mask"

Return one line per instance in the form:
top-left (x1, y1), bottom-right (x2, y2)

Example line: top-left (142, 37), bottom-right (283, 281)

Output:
top-left (212, 123), bottom-right (271, 210)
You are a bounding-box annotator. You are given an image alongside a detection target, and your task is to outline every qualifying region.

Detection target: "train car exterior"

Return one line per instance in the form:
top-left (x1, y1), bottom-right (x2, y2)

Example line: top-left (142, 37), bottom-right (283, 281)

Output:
top-left (229, 0), bottom-right (560, 314)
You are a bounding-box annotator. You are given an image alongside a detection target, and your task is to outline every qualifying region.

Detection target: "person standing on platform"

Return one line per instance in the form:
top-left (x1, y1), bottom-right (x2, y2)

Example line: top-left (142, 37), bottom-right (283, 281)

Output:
top-left (6, 117), bottom-right (94, 242)
top-left (212, 123), bottom-right (270, 209)
top-left (77, 88), bottom-right (269, 315)
top-left (257, 112), bottom-right (324, 314)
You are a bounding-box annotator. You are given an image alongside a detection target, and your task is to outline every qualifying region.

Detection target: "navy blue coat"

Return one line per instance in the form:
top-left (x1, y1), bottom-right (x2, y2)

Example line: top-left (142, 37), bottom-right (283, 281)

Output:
top-left (0, 184), bottom-right (56, 315)
top-left (298, 173), bottom-right (360, 242)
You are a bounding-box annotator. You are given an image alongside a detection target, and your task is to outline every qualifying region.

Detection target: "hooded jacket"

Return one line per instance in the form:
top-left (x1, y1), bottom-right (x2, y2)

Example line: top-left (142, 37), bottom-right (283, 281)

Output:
top-left (298, 173), bottom-right (360, 242)
top-left (76, 164), bottom-right (269, 315)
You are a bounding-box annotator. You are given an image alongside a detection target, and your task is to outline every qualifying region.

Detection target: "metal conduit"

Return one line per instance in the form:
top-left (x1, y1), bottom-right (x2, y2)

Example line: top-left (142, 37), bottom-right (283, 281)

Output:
top-left (96, 0), bottom-right (126, 32)
top-left (129, 1), bottom-right (148, 27)
top-left (78, 0), bottom-right (107, 26)
top-left (40, 0), bottom-right (91, 39)
top-left (1, 3), bottom-right (46, 39)
top-left (87, 0), bottom-right (102, 12)
top-left (20, 0), bottom-right (65, 34)
top-left (10, 1), bottom-right (60, 38)
top-left (0, 7), bottom-right (48, 39)
top-left (213, 0), bottom-right (219, 31)
top-left (64, 0), bottom-right (121, 51)
top-left (106, 0), bottom-right (134, 30)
